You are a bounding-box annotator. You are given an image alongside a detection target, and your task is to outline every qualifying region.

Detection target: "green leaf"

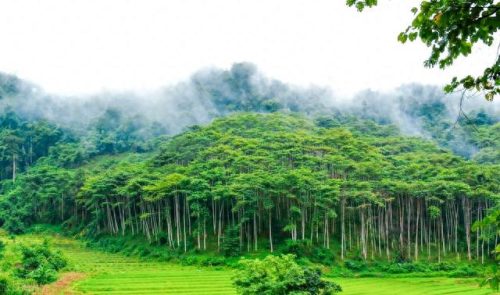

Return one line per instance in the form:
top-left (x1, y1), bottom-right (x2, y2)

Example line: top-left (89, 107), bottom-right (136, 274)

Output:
top-left (398, 32), bottom-right (408, 43)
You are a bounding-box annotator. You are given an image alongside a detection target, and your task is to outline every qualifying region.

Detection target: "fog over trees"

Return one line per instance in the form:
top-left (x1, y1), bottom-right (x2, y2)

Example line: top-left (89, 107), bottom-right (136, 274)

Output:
top-left (0, 64), bottom-right (498, 264)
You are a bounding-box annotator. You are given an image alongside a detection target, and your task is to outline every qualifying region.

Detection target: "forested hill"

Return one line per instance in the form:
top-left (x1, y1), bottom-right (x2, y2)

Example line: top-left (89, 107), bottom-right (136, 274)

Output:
top-left (0, 64), bottom-right (499, 262)
top-left (1, 113), bottom-right (498, 262)
top-left (1, 63), bottom-right (499, 164)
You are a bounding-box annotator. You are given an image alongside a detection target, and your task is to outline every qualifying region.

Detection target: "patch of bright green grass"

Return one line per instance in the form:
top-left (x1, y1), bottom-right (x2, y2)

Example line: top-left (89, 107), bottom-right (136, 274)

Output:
top-left (332, 277), bottom-right (496, 295)
top-left (10, 234), bottom-right (497, 295)
top-left (50, 236), bottom-right (236, 294)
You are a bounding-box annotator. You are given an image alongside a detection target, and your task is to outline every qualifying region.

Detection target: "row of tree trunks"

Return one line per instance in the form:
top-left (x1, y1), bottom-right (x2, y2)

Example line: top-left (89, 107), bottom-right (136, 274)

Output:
top-left (82, 193), bottom-right (493, 261)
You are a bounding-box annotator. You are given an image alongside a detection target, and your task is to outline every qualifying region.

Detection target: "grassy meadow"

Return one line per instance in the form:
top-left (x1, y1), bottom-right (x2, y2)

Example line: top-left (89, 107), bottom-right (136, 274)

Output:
top-left (1, 234), bottom-right (497, 294)
top-left (46, 236), bottom-right (235, 294)
top-left (334, 277), bottom-right (493, 295)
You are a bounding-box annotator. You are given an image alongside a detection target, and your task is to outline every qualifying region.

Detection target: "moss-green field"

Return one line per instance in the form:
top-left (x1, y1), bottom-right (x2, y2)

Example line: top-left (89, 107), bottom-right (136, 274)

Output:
top-left (334, 277), bottom-right (493, 295)
top-left (6, 235), bottom-right (497, 295)
top-left (49, 237), bottom-right (235, 294)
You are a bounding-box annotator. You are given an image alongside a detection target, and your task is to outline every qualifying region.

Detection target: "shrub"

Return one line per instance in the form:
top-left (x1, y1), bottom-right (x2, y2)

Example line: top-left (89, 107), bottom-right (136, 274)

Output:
top-left (382, 262), bottom-right (430, 274)
top-left (344, 259), bottom-right (367, 272)
top-left (448, 266), bottom-right (478, 278)
top-left (385, 263), bottom-right (409, 274)
top-left (0, 276), bottom-right (25, 295)
top-left (430, 262), bottom-right (456, 272)
top-left (0, 276), bottom-right (9, 295)
top-left (392, 250), bottom-right (410, 263)
top-left (221, 225), bottom-right (240, 257)
top-left (302, 267), bottom-right (342, 294)
top-left (156, 232), bottom-right (169, 246)
top-left (15, 242), bottom-right (67, 285)
top-left (1, 216), bottom-right (27, 235)
top-left (480, 265), bottom-right (499, 292)
top-left (200, 256), bottom-right (226, 267)
top-left (233, 254), bottom-right (341, 294)
top-left (27, 265), bottom-right (58, 285)
top-left (280, 239), bottom-right (335, 264)
top-left (0, 240), bottom-right (5, 258)
top-left (312, 247), bottom-right (335, 265)
top-left (139, 248), bottom-right (151, 257)
top-left (281, 239), bottom-right (313, 257)
top-left (180, 256), bottom-right (199, 266)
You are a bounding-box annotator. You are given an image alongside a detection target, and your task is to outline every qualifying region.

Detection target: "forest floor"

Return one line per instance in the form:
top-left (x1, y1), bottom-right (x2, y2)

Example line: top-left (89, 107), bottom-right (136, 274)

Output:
top-left (15, 234), bottom-right (499, 295)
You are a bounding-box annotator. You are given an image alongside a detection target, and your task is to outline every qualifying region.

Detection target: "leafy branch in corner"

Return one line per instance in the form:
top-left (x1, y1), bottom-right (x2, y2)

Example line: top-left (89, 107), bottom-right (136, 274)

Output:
top-left (347, 0), bottom-right (500, 101)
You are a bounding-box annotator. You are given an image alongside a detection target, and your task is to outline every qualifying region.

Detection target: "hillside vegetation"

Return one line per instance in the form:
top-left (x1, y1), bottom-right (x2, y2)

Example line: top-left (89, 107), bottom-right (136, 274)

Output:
top-left (1, 63), bottom-right (499, 162)
top-left (0, 67), bottom-right (499, 294)
top-left (0, 113), bottom-right (497, 264)
top-left (2, 234), bottom-right (494, 294)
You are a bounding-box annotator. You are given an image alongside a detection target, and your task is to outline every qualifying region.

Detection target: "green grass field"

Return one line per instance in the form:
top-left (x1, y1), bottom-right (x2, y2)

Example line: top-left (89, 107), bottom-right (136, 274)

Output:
top-left (9, 234), bottom-right (497, 295)
top-left (334, 277), bottom-right (493, 295)
top-left (47, 236), bottom-right (235, 294)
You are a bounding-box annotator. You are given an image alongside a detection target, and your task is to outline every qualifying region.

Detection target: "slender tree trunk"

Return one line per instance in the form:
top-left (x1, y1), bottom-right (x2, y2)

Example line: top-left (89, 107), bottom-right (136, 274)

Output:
top-left (462, 197), bottom-right (472, 260)
top-left (407, 198), bottom-right (412, 259)
top-left (361, 207), bottom-right (367, 260)
top-left (175, 195), bottom-right (180, 247)
top-left (399, 197), bottom-right (404, 250)
top-left (254, 211), bottom-right (258, 251)
top-left (268, 211), bottom-right (273, 252)
top-left (12, 154), bottom-right (16, 182)
top-left (385, 202), bottom-right (390, 260)
top-left (183, 197), bottom-right (187, 252)
top-left (341, 198), bottom-right (345, 260)
top-left (301, 207), bottom-right (306, 240)
top-left (437, 219), bottom-right (441, 263)
top-left (441, 216), bottom-right (446, 257)
top-left (203, 217), bottom-right (207, 250)
top-left (197, 212), bottom-right (201, 250)
top-left (415, 200), bottom-right (419, 261)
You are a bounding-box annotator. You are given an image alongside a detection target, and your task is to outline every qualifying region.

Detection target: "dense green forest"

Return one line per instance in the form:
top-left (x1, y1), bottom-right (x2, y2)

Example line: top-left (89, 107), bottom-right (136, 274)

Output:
top-left (0, 65), bottom-right (498, 295)
top-left (0, 111), bottom-right (498, 261)
top-left (0, 66), bottom-right (499, 268)
top-left (1, 0), bottom-right (498, 292)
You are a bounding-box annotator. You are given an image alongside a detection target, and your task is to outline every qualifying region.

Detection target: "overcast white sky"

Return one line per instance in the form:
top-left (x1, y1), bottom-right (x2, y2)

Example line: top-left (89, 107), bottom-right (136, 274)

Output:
top-left (0, 0), bottom-right (497, 97)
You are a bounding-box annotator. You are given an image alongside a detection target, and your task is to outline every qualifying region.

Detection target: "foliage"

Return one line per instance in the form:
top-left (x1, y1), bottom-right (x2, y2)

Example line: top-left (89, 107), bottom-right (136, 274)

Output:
top-left (347, 0), bottom-right (500, 100)
top-left (0, 113), bottom-right (497, 264)
top-left (281, 240), bottom-right (336, 265)
top-left (1, 65), bottom-right (498, 293)
top-left (0, 275), bottom-right (26, 295)
top-left (448, 265), bottom-right (479, 277)
top-left (233, 254), bottom-right (341, 294)
top-left (222, 225), bottom-right (241, 257)
top-left (15, 241), bottom-right (67, 285)
top-left (0, 240), bottom-right (4, 258)
top-left (480, 265), bottom-right (500, 291)
top-left (344, 260), bottom-right (367, 272)
top-left (281, 240), bottom-right (314, 258)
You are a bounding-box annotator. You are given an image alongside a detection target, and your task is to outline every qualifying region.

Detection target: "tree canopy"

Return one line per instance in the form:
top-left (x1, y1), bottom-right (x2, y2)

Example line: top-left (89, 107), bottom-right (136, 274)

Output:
top-left (347, 0), bottom-right (500, 100)
top-left (0, 113), bottom-right (497, 264)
